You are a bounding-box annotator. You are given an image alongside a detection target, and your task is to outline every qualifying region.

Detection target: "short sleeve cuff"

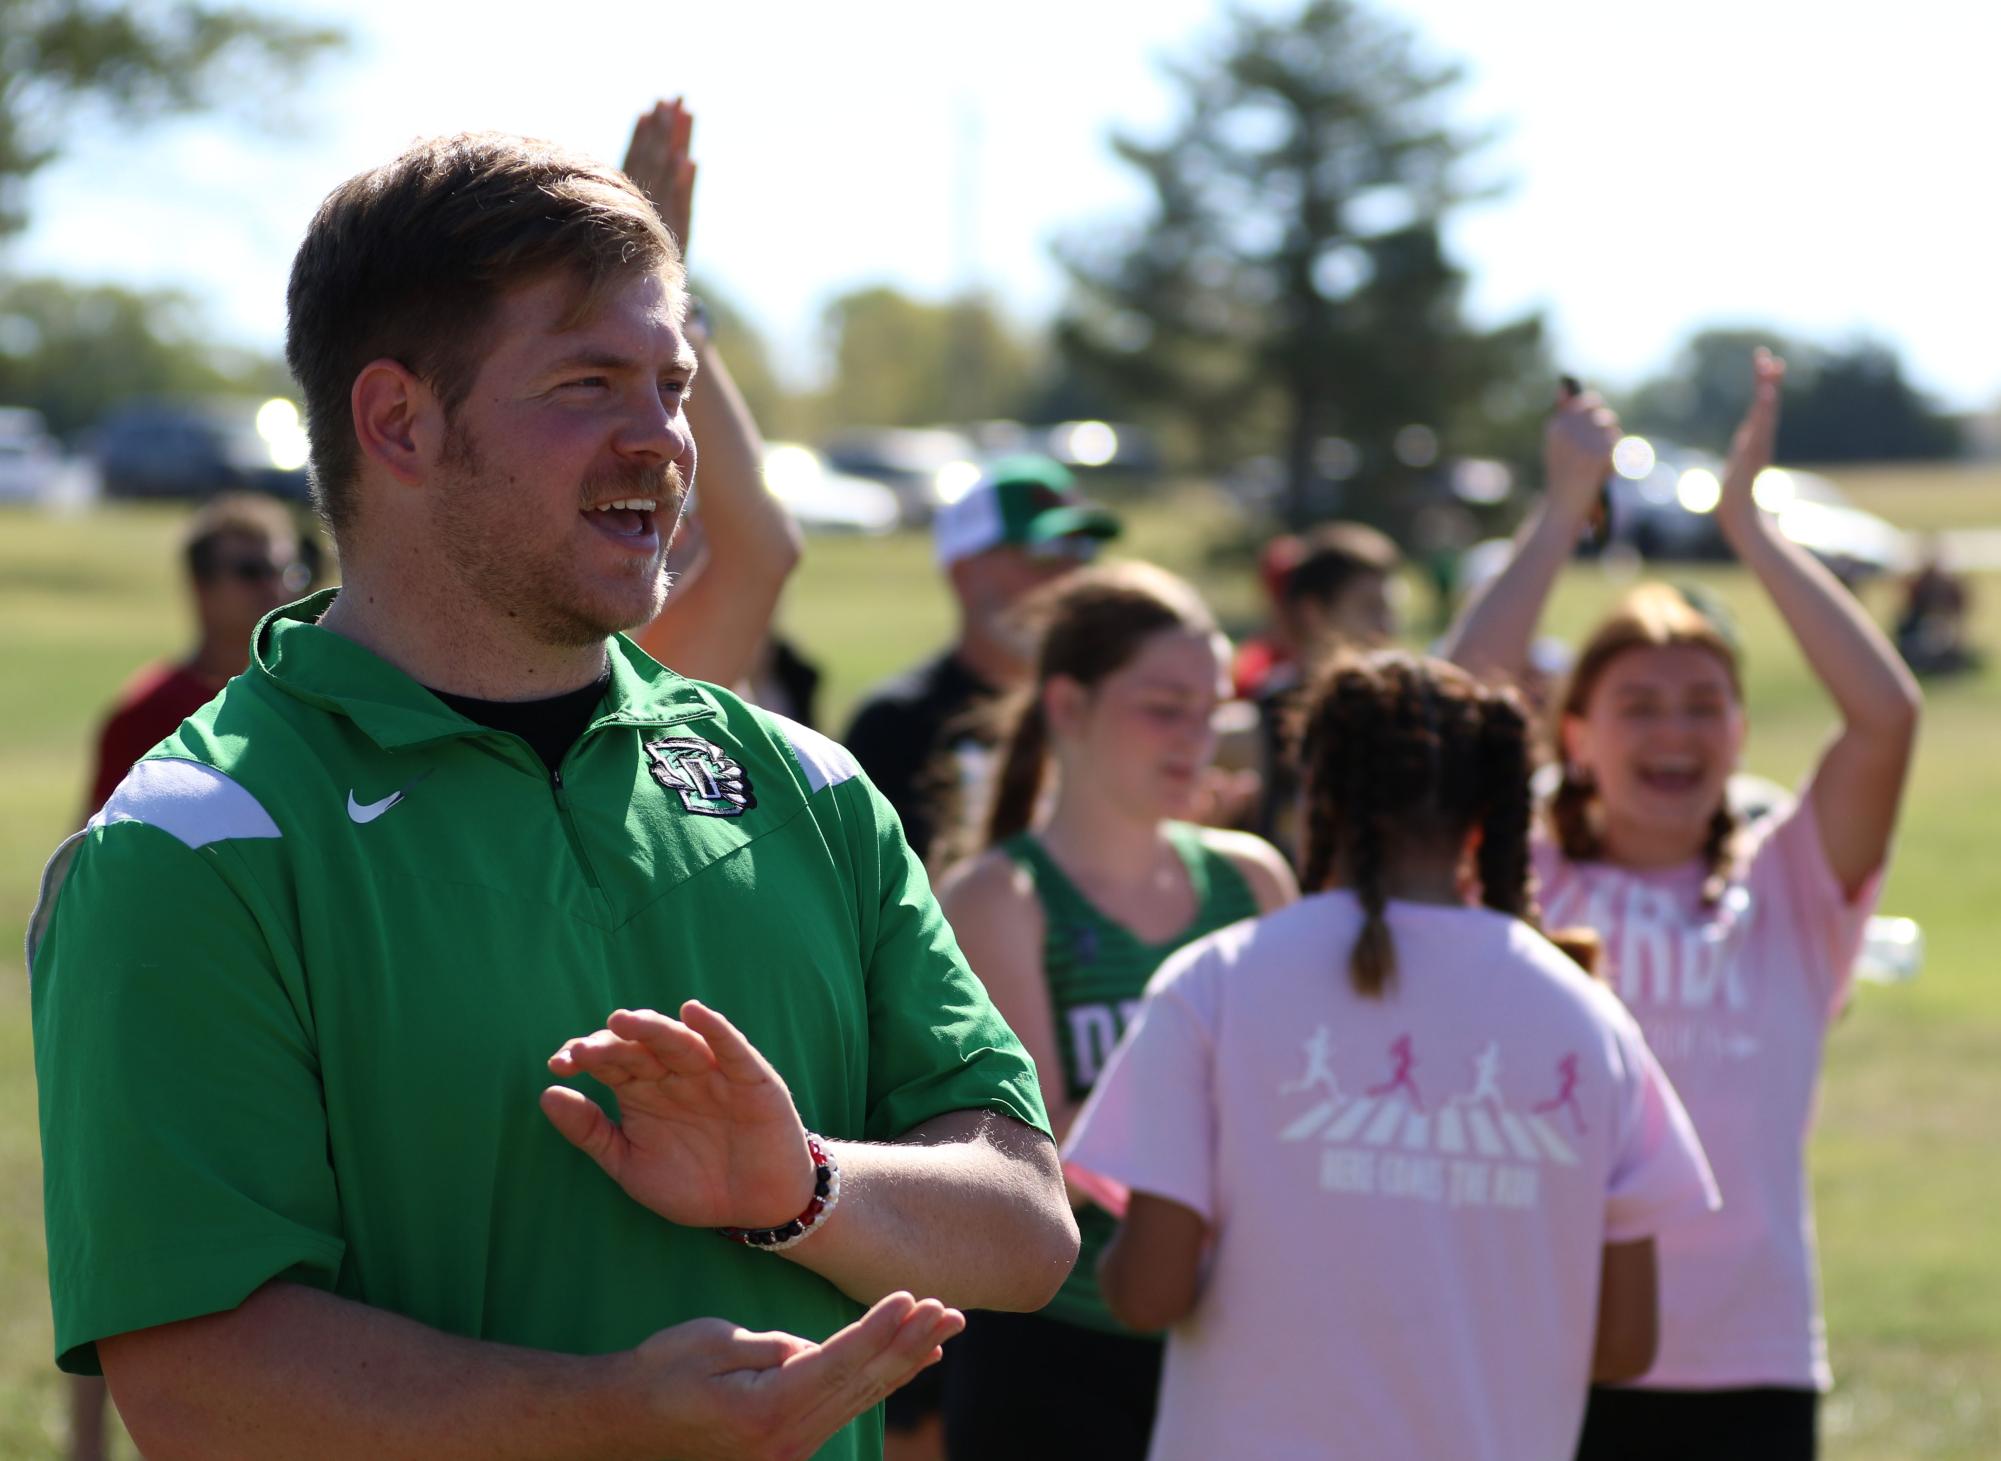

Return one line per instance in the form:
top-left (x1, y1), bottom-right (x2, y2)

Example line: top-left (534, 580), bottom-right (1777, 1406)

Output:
top-left (53, 1230), bottom-right (344, 1376)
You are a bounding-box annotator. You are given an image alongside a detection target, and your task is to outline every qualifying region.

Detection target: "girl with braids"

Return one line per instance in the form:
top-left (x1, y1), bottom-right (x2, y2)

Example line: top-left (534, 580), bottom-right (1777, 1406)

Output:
top-left (936, 561), bottom-right (1296, 1461)
top-left (1442, 352), bottom-right (1922, 1461)
top-left (1064, 650), bottom-right (1716, 1461)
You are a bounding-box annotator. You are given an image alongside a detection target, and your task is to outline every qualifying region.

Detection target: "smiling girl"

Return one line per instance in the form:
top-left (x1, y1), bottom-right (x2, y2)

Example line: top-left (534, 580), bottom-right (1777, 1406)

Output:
top-left (936, 561), bottom-right (1295, 1461)
top-left (1443, 351), bottom-right (1922, 1460)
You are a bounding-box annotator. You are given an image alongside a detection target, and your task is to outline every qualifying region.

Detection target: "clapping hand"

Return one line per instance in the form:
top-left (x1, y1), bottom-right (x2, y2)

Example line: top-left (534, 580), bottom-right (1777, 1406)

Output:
top-left (1544, 384), bottom-right (1621, 529)
top-left (543, 1001), bottom-right (817, 1230)
top-left (1718, 348), bottom-right (1787, 533)
top-left (635, 1294), bottom-right (965, 1461)
top-left (623, 97), bottom-right (696, 260)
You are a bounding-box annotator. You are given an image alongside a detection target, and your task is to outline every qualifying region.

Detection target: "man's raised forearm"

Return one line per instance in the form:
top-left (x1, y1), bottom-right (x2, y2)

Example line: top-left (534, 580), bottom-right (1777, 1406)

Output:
top-left (640, 335), bottom-right (803, 685)
top-left (781, 1112), bottom-right (1079, 1310)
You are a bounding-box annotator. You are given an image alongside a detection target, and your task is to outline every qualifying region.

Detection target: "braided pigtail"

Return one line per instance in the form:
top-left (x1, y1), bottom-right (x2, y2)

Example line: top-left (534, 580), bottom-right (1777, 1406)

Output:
top-left (1699, 802), bottom-right (1742, 908)
top-left (1297, 726), bottom-right (1344, 901)
top-left (1342, 676), bottom-right (1397, 998)
top-left (1475, 691), bottom-right (1538, 925)
top-left (983, 694), bottom-right (1048, 847)
top-left (1548, 767), bottom-right (1600, 862)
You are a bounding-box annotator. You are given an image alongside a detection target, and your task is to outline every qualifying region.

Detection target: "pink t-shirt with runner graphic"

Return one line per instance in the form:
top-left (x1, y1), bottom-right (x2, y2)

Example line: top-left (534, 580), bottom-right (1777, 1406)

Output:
top-left (1534, 788), bottom-right (1882, 1390)
top-left (1064, 893), bottom-right (1718, 1461)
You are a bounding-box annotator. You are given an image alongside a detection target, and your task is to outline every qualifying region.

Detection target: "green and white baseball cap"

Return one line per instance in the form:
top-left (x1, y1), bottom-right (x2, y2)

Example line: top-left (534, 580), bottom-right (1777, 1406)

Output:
top-left (933, 455), bottom-right (1123, 568)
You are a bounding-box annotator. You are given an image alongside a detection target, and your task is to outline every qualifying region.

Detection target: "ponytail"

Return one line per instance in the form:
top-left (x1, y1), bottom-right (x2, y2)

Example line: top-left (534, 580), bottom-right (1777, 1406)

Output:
top-left (984, 694), bottom-right (1049, 846)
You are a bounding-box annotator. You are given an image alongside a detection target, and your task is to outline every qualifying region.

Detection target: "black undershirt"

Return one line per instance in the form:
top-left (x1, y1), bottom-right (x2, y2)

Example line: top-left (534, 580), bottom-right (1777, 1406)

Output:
top-left (430, 671), bottom-right (612, 774)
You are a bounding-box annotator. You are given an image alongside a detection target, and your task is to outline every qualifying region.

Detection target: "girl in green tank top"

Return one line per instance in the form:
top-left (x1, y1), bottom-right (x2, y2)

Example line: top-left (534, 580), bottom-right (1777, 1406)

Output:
top-left (939, 563), bottom-right (1294, 1461)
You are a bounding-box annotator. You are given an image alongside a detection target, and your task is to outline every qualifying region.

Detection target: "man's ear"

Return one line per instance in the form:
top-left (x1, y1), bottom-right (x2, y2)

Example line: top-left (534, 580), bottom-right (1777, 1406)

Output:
top-left (352, 359), bottom-right (446, 486)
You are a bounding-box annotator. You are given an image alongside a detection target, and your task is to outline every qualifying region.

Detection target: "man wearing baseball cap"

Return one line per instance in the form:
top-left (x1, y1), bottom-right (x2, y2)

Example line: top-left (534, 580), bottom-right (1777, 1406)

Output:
top-left (847, 456), bottom-right (1120, 872)
top-left (842, 454), bottom-right (1115, 1453)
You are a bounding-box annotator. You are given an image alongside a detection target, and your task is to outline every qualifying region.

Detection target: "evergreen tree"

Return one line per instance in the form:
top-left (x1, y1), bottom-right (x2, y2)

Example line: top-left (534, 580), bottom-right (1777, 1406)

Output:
top-left (1056, 0), bottom-right (1545, 528)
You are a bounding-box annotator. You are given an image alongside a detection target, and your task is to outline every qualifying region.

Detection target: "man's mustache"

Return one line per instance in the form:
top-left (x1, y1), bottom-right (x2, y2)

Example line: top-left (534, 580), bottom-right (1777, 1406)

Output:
top-left (580, 459), bottom-right (690, 511)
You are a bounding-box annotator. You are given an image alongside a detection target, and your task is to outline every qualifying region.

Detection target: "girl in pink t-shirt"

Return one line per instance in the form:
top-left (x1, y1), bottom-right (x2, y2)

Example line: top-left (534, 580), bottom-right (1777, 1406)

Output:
top-left (1064, 651), bottom-right (1719, 1461)
top-left (1441, 352), bottom-right (1922, 1460)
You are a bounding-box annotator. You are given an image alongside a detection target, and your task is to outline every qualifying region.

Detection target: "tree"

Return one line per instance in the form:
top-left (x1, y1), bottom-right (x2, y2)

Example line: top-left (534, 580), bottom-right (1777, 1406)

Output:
top-left (0, 276), bottom-right (289, 438)
top-left (1627, 328), bottom-right (1961, 463)
top-left (689, 278), bottom-right (802, 440)
top-left (0, 0), bottom-right (343, 236)
top-left (812, 286), bottom-right (1037, 431)
top-left (1056, 0), bottom-right (1546, 528)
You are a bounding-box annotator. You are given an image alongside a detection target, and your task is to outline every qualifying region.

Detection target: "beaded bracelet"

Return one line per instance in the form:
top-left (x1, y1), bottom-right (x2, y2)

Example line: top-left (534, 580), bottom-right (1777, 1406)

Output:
top-left (717, 1134), bottom-right (841, 1252)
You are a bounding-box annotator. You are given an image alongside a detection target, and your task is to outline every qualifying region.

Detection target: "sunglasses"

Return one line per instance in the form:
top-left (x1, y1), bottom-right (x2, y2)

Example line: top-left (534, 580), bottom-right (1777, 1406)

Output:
top-left (208, 558), bottom-right (311, 592)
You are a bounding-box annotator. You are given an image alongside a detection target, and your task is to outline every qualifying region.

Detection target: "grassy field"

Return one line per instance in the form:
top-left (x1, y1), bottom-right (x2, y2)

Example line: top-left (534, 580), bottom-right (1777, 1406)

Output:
top-left (1, 466), bottom-right (1998, 1457)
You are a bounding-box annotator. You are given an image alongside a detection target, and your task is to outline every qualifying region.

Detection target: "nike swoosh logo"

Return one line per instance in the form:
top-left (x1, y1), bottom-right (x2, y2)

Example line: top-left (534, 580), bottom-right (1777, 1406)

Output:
top-left (347, 788), bottom-right (406, 824)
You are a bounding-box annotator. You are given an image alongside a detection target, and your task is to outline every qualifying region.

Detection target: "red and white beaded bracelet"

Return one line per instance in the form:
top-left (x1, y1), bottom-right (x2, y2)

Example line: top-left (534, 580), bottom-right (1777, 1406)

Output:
top-left (717, 1133), bottom-right (842, 1252)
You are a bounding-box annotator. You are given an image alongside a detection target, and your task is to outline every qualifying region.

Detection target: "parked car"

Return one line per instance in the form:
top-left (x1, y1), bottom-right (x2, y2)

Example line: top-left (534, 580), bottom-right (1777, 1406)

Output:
top-left (0, 406), bottom-right (62, 503)
top-left (1605, 436), bottom-right (1908, 580)
top-left (92, 398), bottom-right (312, 502)
top-left (820, 427), bottom-right (980, 525)
top-left (1039, 419), bottom-right (1162, 476)
top-left (762, 443), bottom-right (900, 535)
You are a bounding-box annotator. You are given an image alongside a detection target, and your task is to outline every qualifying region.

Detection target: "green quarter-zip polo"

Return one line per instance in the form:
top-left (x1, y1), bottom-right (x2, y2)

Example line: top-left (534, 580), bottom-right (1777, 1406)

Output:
top-left (30, 591), bottom-right (1046, 1461)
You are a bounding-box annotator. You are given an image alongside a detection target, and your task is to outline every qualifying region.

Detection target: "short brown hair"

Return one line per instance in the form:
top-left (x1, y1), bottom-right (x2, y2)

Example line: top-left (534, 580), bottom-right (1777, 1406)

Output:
top-left (183, 492), bottom-right (300, 579)
top-left (1281, 522), bottom-right (1403, 610)
top-left (285, 131), bottom-right (679, 534)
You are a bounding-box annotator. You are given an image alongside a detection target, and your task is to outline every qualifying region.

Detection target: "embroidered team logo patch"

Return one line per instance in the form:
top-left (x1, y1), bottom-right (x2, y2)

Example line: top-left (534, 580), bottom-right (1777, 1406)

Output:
top-left (644, 736), bottom-right (755, 817)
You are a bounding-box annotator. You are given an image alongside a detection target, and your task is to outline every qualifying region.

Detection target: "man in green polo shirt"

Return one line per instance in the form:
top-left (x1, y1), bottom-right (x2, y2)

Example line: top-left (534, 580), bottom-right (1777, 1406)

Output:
top-left (29, 129), bottom-right (1076, 1461)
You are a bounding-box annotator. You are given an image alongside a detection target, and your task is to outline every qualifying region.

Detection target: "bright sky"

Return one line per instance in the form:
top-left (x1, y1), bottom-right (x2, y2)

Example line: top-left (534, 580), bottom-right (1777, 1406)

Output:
top-left (10, 0), bottom-right (1997, 411)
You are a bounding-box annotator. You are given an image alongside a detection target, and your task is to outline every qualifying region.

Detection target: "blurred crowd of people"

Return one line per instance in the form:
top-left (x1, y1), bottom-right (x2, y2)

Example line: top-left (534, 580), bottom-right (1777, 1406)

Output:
top-left (43, 100), bottom-right (1936, 1461)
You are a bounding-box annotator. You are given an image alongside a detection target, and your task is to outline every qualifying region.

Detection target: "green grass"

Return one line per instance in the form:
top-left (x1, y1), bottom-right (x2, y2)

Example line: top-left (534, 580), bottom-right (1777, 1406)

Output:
top-left (1824, 461), bottom-right (2001, 534)
top-left (2, 466), bottom-right (1998, 1457)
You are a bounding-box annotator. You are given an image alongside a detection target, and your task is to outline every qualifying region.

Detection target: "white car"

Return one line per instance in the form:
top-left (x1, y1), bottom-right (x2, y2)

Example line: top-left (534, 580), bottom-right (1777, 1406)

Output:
top-left (762, 443), bottom-right (900, 535)
top-left (0, 406), bottom-right (61, 503)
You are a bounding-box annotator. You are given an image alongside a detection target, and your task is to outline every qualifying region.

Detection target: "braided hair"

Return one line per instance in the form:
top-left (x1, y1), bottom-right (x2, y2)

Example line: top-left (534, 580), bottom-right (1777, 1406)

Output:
top-left (984, 562), bottom-right (1220, 847)
top-left (1552, 583), bottom-right (1747, 906)
top-left (1297, 651), bottom-right (1547, 997)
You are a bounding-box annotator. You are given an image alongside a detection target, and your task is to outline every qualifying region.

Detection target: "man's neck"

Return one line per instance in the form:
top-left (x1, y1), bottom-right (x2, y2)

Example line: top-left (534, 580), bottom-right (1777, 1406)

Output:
top-left (320, 565), bottom-right (610, 701)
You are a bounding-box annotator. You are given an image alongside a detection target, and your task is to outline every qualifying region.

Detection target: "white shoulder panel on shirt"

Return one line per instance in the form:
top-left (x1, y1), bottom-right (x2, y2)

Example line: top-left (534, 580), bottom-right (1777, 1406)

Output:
top-left (27, 759), bottom-right (279, 974)
top-left (768, 713), bottom-right (861, 795)
top-left (91, 757), bottom-right (282, 849)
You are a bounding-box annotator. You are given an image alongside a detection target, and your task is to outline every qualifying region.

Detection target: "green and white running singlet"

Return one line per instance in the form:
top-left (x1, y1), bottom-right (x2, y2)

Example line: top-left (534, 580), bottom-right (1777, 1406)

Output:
top-left (1000, 824), bottom-right (1258, 1333)
top-left (30, 592), bottom-right (1047, 1461)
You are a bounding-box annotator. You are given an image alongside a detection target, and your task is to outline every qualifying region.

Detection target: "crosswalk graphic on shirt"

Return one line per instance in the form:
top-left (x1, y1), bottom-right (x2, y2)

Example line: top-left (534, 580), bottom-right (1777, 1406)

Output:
top-left (1277, 1032), bottom-right (1581, 1167)
top-left (1280, 1096), bottom-right (1577, 1165)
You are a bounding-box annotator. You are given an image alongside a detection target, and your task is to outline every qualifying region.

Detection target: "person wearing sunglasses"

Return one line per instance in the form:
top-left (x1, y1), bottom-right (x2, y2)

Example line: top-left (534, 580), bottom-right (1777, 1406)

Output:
top-left (82, 491), bottom-right (310, 820)
top-left (68, 488), bottom-right (308, 1461)
top-left (845, 456), bottom-right (1122, 880)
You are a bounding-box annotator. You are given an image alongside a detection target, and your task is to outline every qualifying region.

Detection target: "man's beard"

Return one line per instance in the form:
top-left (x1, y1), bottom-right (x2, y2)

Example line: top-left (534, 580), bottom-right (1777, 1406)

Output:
top-left (432, 424), bottom-right (689, 649)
